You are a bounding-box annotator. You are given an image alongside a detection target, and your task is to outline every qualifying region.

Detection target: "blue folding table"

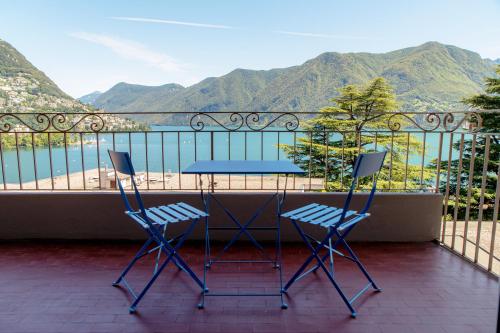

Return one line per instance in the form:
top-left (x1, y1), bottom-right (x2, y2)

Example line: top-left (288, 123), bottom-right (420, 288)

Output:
top-left (182, 160), bottom-right (304, 309)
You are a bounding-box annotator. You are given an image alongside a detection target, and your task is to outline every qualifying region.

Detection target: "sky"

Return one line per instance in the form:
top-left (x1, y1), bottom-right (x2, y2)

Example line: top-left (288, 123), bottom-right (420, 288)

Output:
top-left (0, 0), bottom-right (499, 98)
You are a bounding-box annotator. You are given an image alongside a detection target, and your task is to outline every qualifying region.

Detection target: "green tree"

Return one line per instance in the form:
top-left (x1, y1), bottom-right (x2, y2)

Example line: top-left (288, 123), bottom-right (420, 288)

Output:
top-left (282, 78), bottom-right (433, 190)
top-left (439, 65), bottom-right (500, 219)
top-left (463, 65), bottom-right (500, 112)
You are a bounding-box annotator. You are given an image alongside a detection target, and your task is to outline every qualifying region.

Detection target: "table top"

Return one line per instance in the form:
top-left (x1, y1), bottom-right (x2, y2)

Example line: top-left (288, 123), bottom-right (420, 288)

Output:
top-left (182, 160), bottom-right (305, 175)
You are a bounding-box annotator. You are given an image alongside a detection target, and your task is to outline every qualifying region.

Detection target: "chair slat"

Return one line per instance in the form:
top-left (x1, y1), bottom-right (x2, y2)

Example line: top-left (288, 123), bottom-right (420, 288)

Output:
top-left (300, 206), bottom-right (338, 222)
top-left (320, 210), bottom-right (357, 227)
top-left (310, 208), bottom-right (343, 224)
top-left (290, 205), bottom-right (328, 219)
top-left (126, 212), bottom-right (149, 229)
top-left (281, 203), bottom-right (319, 218)
top-left (176, 202), bottom-right (208, 217)
top-left (150, 207), bottom-right (179, 223)
top-left (169, 204), bottom-right (198, 219)
top-left (145, 210), bottom-right (168, 225)
top-left (337, 214), bottom-right (368, 231)
top-left (159, 206), bottom-right (189, 221)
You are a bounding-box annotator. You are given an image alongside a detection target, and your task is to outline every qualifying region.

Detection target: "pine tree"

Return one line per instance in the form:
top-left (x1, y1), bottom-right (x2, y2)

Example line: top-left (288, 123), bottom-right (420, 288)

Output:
top-left (463, 64), bottom-right (500, 133)
top-left (281, 78), bottom-right (433, 190)
top-left (438, 65), bottom-right (500, 219)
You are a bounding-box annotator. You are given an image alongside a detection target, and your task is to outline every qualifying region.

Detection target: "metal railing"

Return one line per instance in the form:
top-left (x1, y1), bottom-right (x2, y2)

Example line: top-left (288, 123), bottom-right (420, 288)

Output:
top-left (0, 109), bottom-right (499, 274)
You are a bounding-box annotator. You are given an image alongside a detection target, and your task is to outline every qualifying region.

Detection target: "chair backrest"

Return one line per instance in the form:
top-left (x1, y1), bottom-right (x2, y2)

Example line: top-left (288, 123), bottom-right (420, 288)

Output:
top-left (339, 151), bottom-right (387, 223)
top-left (352, 151), bottom-right (387, 179)
top-left (108, 150), bottom-right (148, 221)
top-left (108, 150), bottom-right (136, 176)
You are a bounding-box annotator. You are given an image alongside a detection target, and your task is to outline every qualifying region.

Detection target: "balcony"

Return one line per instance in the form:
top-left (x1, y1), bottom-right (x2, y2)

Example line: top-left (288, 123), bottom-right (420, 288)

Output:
top-left (0, 110), bottom-right (498, 332)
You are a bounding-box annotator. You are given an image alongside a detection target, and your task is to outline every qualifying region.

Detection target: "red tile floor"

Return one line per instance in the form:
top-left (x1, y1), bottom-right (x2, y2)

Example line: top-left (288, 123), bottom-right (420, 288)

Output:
top-left (0, 241), bottom-right (497, 333)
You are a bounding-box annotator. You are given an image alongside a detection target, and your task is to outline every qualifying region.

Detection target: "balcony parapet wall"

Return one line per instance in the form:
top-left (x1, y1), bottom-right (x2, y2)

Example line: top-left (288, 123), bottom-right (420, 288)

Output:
top-left (0, 192), bottom-right (442, 242)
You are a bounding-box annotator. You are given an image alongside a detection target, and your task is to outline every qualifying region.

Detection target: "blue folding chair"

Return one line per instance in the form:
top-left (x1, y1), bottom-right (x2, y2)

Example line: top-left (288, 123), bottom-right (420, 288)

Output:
top-left (108, 150), bottom-right (207, 313)
top-left (281, 151), bottom-right (387, 318)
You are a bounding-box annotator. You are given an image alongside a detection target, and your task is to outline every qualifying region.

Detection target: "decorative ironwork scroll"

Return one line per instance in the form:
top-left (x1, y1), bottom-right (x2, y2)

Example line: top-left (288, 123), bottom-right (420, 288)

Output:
top-left (189, 112), bottom-right (300, 131)
top-left (50, 113), bottom-right (105, 132)
top-left (0, 113), bottom-right (51, 133)
top-left (245, 112), bottom-right (299, 131)
top-left (0, 113), bottom-right (106, 133)
top-left (387, 111), bottom-right (483, 133)
top-left (0, 110), bottom-right (489, 133)
top-left (189, 112), bottom-right (244, 131)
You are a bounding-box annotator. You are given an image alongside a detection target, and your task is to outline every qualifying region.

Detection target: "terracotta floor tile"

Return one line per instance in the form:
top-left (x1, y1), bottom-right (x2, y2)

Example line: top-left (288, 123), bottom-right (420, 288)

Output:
top-left (0, 241), bottom-right (496, 333)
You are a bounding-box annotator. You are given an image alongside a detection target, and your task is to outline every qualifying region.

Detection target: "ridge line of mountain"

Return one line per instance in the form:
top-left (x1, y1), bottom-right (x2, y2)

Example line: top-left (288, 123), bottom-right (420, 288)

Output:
top-left (77, 41), bottom-right (496, 124)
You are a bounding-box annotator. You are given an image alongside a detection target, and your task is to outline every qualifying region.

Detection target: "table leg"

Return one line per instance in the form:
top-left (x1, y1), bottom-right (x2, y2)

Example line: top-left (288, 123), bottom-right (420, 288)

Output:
top-left (198, 175), bottom-right (210, 309)
top-left (277, 174), bottom-right (288, 309)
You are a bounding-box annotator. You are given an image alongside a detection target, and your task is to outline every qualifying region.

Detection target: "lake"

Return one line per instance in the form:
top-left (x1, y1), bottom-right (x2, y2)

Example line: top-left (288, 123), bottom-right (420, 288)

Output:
top-left (0, 126), bottom-right (453, 185)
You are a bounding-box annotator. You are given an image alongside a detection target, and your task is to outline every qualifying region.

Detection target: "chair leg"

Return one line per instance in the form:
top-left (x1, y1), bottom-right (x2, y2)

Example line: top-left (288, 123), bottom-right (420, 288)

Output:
top-left (338, 237), bottom-right (381, 291)
top-left (284, 228), bottom-right (344, 291)
top-left (282, 252), bottom-right (317, 292)
top-left (154, 224), bottom-right (185, 273)
top-left (305, 228), bottom-right (381, 292)
top-left (308, 232), bottom-right (335, 275)
top-left (113, 238), bottom-right (153, 286)
top-left (129, 252), bottom-right (176, 313)
top-left (154, 219), bottom-right (204, 290)
top-left (285, 220), bottom-right (357, 317)
top-left (328, 227), bottom-right (335, 277)
top-left (276, 197), bottom-right (287, 309)
top-left (154, 224), bottom-right (167, 274)
top-left (309, 227), bottom-right (353, 274)
top-left (314, 252), bottom-right (357, 318)
top-left (125, 219), bottom-right (204, 313)
top-left (129, 220), bottom-right (203, 313)
top-left (198, 215), bottom-right (210, 309)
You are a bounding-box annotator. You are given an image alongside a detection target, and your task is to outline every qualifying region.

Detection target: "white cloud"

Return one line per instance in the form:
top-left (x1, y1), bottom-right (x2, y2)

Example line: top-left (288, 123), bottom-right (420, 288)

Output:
top-left (69, 32), bottom-right (184, 72)
top-left (273, 30), bottom-right (370, 40)
top-left (110, 16), bottom-right (235, 30)
top-left (109, 17), bottom-right (372, 41)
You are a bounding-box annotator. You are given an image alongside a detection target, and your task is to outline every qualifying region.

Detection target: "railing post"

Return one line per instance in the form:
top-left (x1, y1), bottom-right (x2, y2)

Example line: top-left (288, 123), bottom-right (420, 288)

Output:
top-left (434, 133), bottom-right (443, 193)
top-left (475, 135), bottom-right (490, 263)
top-left (451, 134), bottom-right (465, 250)
top-left (14, 132), bottom-right (22, 190)
top-left (441, 133), bottom-right (454, 244)
top-left (488, 150), bottom-right (500, 272)
top-left (0, 133), bottom-right (6, 190)
top-left (210, 131), bottom-right (214, 193)
top-left (462, 134), bottom-right (477, 255)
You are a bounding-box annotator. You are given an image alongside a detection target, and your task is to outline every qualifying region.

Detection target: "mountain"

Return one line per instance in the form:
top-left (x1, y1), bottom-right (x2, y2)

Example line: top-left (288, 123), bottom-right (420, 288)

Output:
top-left (0, 38), bottom-right (145, 132)
top-left (0, 38), bottom-right (83, 111)
top-left (89, 82), bottom-right (185, 123)
top-left (93, 82), bottom-right (183, 111)
top-left (79, 91), bottom-right (102, 105)
top-left (84, 42), bottom-right (497, 124)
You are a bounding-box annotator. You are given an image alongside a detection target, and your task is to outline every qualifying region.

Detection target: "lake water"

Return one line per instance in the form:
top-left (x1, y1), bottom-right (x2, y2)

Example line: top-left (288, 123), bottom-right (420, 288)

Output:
top-left (0, 126), bottom-right (454, 185)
